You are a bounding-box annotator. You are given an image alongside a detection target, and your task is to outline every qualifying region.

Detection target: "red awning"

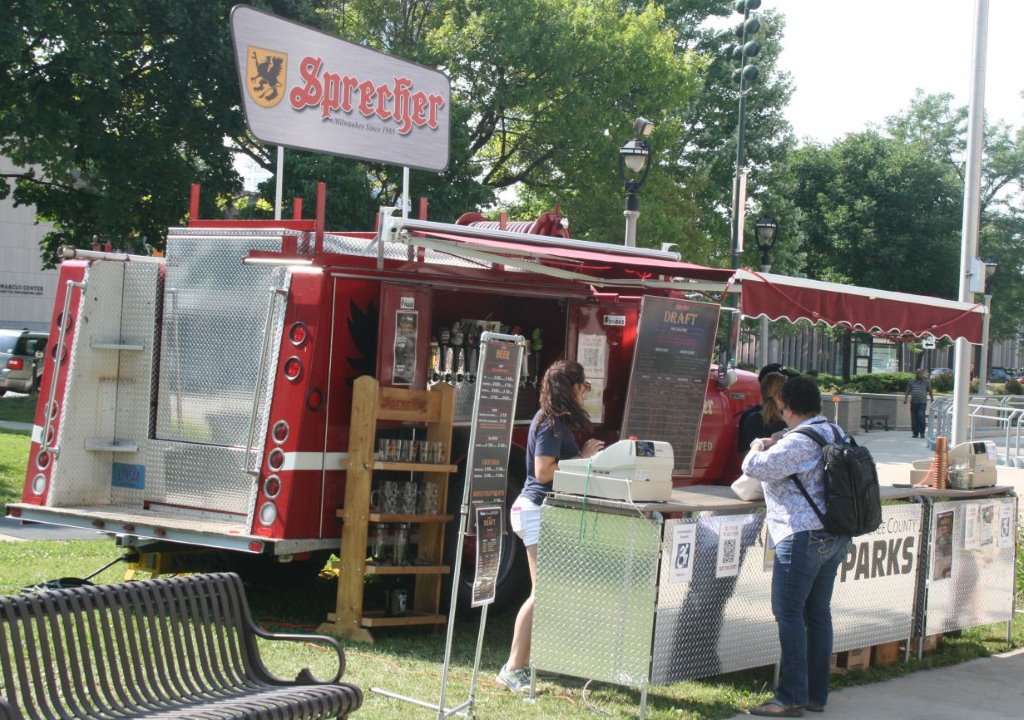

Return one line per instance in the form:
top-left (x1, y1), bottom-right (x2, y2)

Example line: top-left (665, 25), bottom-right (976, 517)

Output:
top-left (735, 269), bottom-right (985, 343)
top-left (406, 229), bottom-right (734, 284)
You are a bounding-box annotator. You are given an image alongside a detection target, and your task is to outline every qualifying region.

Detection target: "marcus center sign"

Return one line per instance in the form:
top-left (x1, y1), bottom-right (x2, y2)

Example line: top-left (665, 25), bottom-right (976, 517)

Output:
top-left (230, 4), bottom-right (451, 172)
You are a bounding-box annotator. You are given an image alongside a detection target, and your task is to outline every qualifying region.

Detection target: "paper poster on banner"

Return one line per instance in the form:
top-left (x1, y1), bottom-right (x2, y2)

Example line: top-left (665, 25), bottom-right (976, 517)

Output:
top-left (978, 503), bottom-right (996, 548)
top-left (998, 503), bottom-right (1014, 549)
top-left (963, 504), bottom-right (979, 550)
top-left (582, 377), bottom-right (605, 424)
top-left (932, 509), bottom-right (954, 581)
top-left (715, 520), bottom-right (743, 578)
top-left (576, 333), bottom-right (608, 380)
top-left (669, 523), bottom-right (696, 584)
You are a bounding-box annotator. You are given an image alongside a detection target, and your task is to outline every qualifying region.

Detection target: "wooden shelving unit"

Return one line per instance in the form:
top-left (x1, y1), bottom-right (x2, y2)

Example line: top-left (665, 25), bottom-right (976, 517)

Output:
top-left (319, 376), bottom-right (455, 643)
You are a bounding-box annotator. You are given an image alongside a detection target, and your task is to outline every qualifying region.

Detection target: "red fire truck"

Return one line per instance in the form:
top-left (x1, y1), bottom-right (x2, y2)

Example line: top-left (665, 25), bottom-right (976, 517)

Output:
top-left (8, 183), bottom-right (983, 609)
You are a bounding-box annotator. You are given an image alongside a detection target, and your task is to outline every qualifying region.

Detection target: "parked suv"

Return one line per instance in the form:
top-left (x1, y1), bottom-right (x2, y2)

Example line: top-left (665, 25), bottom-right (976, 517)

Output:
top-left (0, 329), bottom-right (48, 395)
top-left (987, 366), bottom-right (1010, 383)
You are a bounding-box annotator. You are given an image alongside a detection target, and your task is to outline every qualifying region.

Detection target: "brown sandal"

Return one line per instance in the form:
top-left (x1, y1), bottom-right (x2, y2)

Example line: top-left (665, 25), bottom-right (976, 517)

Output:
top-left (749, 701), bottom-right (805, 717)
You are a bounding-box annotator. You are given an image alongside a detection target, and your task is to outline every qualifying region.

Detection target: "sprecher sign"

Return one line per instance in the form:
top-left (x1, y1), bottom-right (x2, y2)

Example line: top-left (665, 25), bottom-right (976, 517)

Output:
top-left (230, 5), bottom-right (451, 172)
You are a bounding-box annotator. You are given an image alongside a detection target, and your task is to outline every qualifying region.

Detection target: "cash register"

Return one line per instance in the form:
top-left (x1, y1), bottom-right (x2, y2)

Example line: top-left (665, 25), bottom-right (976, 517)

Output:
top-left (552, 438), bottom-right (674, 502)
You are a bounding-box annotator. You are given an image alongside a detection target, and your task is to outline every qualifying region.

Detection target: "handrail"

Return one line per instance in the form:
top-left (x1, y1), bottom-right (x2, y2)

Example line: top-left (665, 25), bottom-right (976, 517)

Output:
top-left (245, 288), bottom-right (287, 476)
top-left (41, 279), bottom-right (87, 456)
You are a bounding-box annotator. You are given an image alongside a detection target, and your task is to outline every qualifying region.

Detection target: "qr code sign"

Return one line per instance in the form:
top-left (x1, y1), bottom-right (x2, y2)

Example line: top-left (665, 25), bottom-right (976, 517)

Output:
top-left (722, 538), bottom-right (737, 566)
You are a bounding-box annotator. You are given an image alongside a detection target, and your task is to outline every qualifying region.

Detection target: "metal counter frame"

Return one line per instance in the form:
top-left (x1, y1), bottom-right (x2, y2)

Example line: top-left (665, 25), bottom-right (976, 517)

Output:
top-left (531, 485), bottom-right (1017, 719)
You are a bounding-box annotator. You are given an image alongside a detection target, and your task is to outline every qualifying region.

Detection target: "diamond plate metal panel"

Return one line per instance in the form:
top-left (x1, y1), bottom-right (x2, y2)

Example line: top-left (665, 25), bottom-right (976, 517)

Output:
top-left (534, 503), bottom-right (925, 688)
top-left (156, 232), bottom-right (285, 448)
top-left (652, 513), bottom-right (774, 682)
top-left (532, 505), bottom-right (662, 689)
top-left (138, 440), bottom-right (256, 526)
top-left (924, 497), bottom-right (1016, 634)
top-left (322, 233), bottom-right (493, 269)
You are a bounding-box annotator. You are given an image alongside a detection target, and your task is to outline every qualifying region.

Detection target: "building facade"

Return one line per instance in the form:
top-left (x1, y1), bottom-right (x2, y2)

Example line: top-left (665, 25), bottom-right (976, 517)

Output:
top-left (0, 157), bottom-right (57, 332)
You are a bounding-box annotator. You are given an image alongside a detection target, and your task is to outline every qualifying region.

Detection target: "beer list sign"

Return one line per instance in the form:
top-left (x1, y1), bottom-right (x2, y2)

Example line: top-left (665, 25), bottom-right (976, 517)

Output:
top-left (465, 336), bottom-right (524, 533)
top-left (621, 296), bottom-right (720, 476)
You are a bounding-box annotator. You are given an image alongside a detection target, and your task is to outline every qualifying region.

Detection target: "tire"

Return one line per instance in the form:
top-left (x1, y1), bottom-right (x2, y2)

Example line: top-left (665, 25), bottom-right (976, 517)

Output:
top-left (443, 450), bottom-right (530, 615)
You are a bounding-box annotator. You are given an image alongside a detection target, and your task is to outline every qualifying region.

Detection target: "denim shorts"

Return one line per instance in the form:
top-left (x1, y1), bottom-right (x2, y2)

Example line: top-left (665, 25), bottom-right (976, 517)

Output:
top-left (509, 495), bottom-right (542, 547)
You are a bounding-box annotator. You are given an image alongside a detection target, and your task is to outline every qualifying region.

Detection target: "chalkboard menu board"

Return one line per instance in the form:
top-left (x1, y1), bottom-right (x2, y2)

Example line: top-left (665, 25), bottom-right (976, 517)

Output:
top-left (621, 296), bottom-right (720, 476)
top-left (465, 334), bottom-right (525, 533)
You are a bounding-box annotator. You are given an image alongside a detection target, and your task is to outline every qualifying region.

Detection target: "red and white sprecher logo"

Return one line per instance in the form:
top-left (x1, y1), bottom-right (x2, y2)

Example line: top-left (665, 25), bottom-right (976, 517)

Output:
top-left (246, 46), bottom-right (287, 108)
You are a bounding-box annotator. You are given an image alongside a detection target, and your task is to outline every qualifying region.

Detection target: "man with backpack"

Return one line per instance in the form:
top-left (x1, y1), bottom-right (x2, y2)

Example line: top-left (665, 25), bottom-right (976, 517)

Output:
top-left (740, 376), bottom-right (854, 717)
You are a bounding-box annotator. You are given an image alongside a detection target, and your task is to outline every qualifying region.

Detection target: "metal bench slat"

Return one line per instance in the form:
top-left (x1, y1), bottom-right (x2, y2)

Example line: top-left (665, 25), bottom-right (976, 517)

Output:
top-left (1, 573), bottom-right (361, 719)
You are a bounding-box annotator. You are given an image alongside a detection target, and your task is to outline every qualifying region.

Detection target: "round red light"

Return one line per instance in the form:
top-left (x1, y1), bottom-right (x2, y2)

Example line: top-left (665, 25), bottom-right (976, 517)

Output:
top-left (283, 356), bottom-right (302, 381)
top-left (288, 322), bottom-right (309, 346)
top-left (306, 388), bottom-right (323, 411)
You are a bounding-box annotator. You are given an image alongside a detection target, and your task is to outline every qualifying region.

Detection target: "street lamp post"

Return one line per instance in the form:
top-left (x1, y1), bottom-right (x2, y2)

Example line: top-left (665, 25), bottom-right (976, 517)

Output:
top-left (755, 216), bottom-right (779, 368)
top-left (722, 0), bottom-right (764, 378)
top-left (618, 117), bottom-right (654, 247)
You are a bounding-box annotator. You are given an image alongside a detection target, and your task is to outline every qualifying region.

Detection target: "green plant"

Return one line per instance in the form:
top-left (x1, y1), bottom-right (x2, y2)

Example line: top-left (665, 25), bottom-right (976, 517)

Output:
top-left (1005, 378), bottom-right (1023, 395)
top-left (932, 373), bottom-right (954, 393)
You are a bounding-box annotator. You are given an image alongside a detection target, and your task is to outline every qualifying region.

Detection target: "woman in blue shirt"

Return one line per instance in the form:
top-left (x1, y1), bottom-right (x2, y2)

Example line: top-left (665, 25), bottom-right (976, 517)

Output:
top-left (496, 360), bottom-right (604, 692)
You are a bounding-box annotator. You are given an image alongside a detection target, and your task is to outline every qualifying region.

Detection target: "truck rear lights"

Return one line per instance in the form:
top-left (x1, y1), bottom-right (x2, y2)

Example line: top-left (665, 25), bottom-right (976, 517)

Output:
top-left (288, 321), bottom-right (308, 346)
top-left (271, 420), bottom-right (289, 444)
top-left (306, 388), bottom-right (323, 411)
top-left (267, 448), bottom-right (285, 471)
top-left (35, 451), bottom-right (51, 471)
top-left (263, 475), bottom-right (282, 499)
top-left (283, 356), bottom-right (303, 381)
top-left (258, 502), bottom-right (278, 526)
top-left (31, 474), bottom-right (47, 496)
top-left (248, 541), bottom-right (265, 553)
top-left (6, 357), bottom-right (23, 370)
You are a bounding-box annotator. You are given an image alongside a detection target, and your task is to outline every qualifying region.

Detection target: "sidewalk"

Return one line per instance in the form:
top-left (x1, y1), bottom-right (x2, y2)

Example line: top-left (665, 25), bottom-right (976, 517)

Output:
top-left (725, 647), bottom-right (1024, 720)
top-left (725, 427), bottom-right (1023, 720)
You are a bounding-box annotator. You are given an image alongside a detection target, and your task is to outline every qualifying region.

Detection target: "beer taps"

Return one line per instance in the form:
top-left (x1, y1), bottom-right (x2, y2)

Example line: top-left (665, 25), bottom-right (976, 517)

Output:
top-left (529, 328), bottom-right (543, 385)
top-left (438, 326), bottom-right (451, 383)
top-left (451, 322), bottom-right (464, 383)
top-left (464, 326), bottom-right (478, 383)
top-left (428, 337), bottom-right (440, 384)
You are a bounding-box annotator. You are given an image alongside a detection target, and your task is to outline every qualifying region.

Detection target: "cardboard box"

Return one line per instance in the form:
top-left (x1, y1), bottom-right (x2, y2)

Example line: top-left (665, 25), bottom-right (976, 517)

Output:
top-left (872, 641), bottom-right (902, 666)
top-left (830, 647), bottom-right (871, 673)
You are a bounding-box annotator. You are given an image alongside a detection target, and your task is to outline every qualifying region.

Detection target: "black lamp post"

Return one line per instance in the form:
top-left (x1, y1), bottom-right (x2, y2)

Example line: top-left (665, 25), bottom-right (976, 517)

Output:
top-left (754, 215), bottom-right (779, 367)
top-left (618, 117), bottom-right (654, 247)
top-left (722, 0), bottom-right (764, 381)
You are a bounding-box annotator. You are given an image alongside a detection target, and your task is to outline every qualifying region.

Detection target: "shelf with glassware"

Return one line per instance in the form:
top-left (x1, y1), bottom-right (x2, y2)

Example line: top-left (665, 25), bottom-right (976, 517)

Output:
top-left (319, 376), bottom-right (456, 643)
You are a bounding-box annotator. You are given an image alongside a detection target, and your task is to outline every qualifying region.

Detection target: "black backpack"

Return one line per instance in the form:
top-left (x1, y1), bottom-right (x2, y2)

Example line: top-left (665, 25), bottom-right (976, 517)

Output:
top-left (790, 423), bottom-right (882, 536)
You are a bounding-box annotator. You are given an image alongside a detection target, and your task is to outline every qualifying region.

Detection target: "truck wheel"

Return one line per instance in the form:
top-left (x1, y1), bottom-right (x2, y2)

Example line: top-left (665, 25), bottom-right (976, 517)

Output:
top-left (443, 454), bottom-right (530, 615)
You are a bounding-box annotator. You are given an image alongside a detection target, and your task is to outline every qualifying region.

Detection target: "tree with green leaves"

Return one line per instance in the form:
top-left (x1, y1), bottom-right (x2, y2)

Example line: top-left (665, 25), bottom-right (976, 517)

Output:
top-left (0, 1), bottom-right (331, 263)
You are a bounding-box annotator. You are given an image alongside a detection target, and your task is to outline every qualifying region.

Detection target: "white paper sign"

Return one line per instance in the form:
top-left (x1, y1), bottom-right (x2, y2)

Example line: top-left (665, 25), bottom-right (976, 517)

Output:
top-left (669, 523), bottom-right (697, 584)
top-left (963, 504), bottom-right (979, 550)
top-left (715, 520), bottom-right (743, 578)
top-left (998, 503), bottom-right (1014, 549)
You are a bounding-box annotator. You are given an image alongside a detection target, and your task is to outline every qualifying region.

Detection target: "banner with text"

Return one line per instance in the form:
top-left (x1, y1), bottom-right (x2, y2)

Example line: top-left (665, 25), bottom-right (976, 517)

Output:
top-left (230, 4), bottom-right (450, 171)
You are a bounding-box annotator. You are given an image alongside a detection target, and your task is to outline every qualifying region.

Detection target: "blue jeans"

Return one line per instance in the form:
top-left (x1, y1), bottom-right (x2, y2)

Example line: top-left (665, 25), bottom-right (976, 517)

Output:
top-left (910, 402), bottom-right (927, 437)
top-left (771, 529), bottom-right (851, 708)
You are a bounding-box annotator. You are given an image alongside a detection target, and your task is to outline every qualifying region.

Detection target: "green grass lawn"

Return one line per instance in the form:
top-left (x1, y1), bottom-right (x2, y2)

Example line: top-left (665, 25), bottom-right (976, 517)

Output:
top-left (0, 393), bottom-right (39, 425)
top-left (1, 424), bottom-right (1021, 719)
top-left (0, 536), bottom-right (1018, 720)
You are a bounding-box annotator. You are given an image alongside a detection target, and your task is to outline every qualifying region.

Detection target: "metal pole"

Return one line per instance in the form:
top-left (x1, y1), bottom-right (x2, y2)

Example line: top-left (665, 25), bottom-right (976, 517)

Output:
top-left (725, 5), bottom-right (751, 372)
top-left (274, 146), bottom-right (284, 221)
top-left (952, 0), bottom-right (989, 446)
top-left (758, 261), bottom-right (770, 367)
top-left (624, 209), bottom-right (639, 247)
top-left (978, 293), bottom-right (992, 397)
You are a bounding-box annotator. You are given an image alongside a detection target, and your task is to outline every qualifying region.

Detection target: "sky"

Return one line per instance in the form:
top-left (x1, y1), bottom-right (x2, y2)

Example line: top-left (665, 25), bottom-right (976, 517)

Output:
top-left (776, 0), bottom-right (1024, 143)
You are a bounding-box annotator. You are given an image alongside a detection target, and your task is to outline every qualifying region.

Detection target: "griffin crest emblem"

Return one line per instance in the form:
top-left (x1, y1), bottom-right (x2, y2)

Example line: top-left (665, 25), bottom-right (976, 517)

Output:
top-left (246, 47), bottom-right (287, 108)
